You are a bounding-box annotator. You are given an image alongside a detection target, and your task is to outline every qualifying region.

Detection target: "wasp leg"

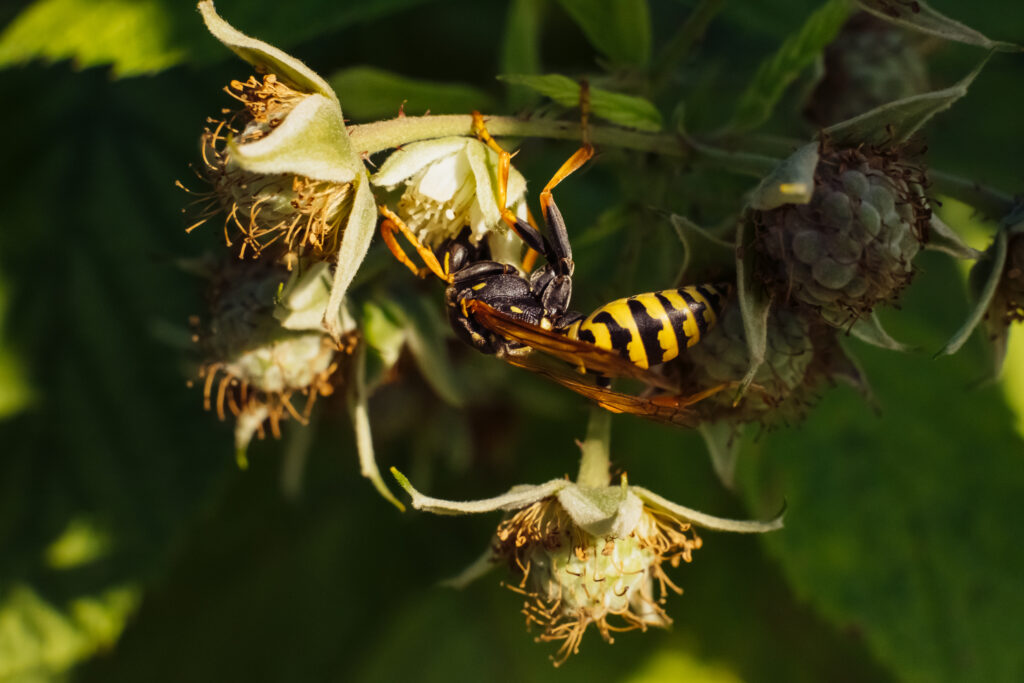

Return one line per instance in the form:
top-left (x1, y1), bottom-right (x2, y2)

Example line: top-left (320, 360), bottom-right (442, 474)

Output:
top-left (539, 81), bottom-right (594, 266)
top-left (379, 205), bottom-right (451, 283)
top-left (520, 209), bottom-right (542, 273)
top-left (651, 383), bottom-right (731, 409)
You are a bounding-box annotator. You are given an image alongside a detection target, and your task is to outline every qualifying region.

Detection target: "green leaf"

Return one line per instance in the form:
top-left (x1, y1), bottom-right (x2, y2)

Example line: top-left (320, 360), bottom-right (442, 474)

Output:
top-left (328, 66), bottom-right (495, 121)
top-left (555, 0), bottom-right (651, 67)
top-left (738, 253), bottom-right (1024, 682)
top-left (0, 0), bottom-right (186, 76)
top-left (499, 73), bottom-right (663, 131)
top-left (825, 55), bottom-right (991, 147)
top-left (856, 0), bottom-right (1021, 52)
top-left (748, 142), bottom-right (819, 210)
top-left (727, 0), bottom-right (850, 133)
top-left (501, 0), bottom-right (544, 109)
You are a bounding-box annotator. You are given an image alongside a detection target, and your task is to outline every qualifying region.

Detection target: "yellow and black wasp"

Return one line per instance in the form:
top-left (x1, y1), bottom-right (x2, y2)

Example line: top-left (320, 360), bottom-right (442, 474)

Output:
top-left (378, 112), bottom-right (732, 425)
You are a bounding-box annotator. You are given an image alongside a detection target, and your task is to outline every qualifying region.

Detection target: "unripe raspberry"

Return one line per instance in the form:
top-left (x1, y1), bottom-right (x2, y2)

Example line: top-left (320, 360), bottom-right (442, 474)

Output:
top-left (199, 260), bottom-right (344, 446)
top-left (677, 304), bottom-right (814, 421)
top-left (806, 14), bottom-right (928, 126)
top-left (754, 142), bottom-right (930, 326)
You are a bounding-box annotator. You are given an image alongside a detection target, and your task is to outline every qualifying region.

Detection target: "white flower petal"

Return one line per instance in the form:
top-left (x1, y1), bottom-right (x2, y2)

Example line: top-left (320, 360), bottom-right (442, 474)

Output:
top-left (371, 137), bottom-right (470, 187)
top-left (632, 486), bottom-right (784, 533)
top-left (199, 1), bottom-right (336, 99)
top-left (465, 139), bottom-right (502, 230)
top-left (390, 470), bottom-right (570, 515)
top-left (229, 93), bottom-right (359, 183)
top-left (416, 152), bottom-right (470, 203)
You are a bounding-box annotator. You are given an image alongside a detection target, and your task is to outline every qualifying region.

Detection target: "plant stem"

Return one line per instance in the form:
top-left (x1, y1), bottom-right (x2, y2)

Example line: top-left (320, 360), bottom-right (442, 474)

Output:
top-left (347, 115), bottom-right (692, 158)
top-left (576, 408), bottom-right (612, 488)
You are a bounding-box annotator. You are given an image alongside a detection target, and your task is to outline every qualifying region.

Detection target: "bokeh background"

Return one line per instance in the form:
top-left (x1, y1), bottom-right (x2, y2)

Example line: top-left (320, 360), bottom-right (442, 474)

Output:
top-left (1, 1), bottom-right (1022, 681)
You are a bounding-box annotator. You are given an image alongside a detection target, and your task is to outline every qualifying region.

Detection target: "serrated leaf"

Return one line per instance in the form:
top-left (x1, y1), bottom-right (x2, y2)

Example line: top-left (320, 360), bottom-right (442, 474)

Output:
top-left (501, 0), bottom-right (544, 109)
top-left (0, 0), bottom-right (186, 76)
top-left (748, 142), bottom-right (819, 210)
top-left (727, 0), bottom-right (850, 133)
top-left (825, 55), bottom-right (991, 146)
top-left (555, 0), bottom-right (651, 67)
top-left (328, 66), bottom-right (495, 121)
top-left (938, 228), bottom-right (1007, 357)
top-left (856, 0), bottom-right (1021, 52)
top-left (735, 214), bottom-right (772, 401)
top-left (499, 73), bottom-right (662, 130)
top-left (738, 253), bottom-right (1024, 682)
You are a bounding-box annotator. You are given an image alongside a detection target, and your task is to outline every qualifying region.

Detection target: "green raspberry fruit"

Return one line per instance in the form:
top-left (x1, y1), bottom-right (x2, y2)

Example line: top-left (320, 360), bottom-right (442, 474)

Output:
top-left (754, 142), bottom-right (930, 326)
top-left (805, 13), bottom-right (928, 127)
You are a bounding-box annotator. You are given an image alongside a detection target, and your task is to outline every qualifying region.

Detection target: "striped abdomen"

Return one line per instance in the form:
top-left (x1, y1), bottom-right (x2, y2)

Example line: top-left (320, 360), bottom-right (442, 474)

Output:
top-left (564, 284), bottom-right (729, 369)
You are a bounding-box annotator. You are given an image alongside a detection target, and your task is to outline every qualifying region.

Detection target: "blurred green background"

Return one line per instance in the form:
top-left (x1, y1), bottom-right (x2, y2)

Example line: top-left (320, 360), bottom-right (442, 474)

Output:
top-left (1, 0), bottom-right (1022, 681)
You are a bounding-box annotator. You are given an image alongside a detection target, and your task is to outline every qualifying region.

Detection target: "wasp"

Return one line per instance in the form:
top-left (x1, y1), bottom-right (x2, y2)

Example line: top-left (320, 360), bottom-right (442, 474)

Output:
top-left (378, 112), bottom-right (732, 424)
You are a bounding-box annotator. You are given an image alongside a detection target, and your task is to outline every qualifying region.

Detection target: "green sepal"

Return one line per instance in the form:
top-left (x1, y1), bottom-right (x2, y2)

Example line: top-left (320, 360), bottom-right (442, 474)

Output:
top-left (825, 54), bottom-right (992, 147)
top-left (324, 172), bottom-right (378, 342)
top-left (499, 74), bottom-right (663, 131)
top-left (748, 142), bottom-right (819, 210)
top-left (847, 312), bottom-right (912, 352)
top-left (735, 213), bottom-right (772, 401)
top-left (671, 214), bottom-right (736, 282)
top-left (347, 342), bottom-right (405, 511)
top-left (556, 486), bottom-right (643, 538)
top-left (938, 228), bottom-right (1008, 358)
top-left (199, 0), bottom-right (336, 98)
top-left (855, 0), bottom-right (1021, 52)
top-left (926, 213), bottom-right (983, 260)
top-left (698, 421), bottom-right (743, 490)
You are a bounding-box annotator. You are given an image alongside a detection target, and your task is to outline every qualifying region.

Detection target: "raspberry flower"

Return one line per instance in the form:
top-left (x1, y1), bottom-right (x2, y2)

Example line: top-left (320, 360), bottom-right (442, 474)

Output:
top-left (391, 416), bottom-right (782, 665)
top-left (189, 1), bottom-right (378, 341)
top-left (371, 137), bottom-right (530, 265)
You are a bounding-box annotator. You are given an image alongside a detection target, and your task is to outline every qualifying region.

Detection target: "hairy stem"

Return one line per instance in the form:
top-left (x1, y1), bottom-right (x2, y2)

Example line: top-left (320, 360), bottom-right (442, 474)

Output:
top-left (576, 409), bottom-right (612, 488)
top-left (347, 114), bottom-right (691, 158)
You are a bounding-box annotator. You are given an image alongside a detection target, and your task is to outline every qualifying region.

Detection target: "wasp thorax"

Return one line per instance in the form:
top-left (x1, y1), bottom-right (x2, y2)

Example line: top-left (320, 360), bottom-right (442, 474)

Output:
top-left (190, 75), bottom-right (353, 260)
top-left (495, 497), bottom-right (700, 666)
top-left (199, 260), bottom-right (343, 445)
top-left (755, 142), bottom-right (930, 327)
top-left (805, 13), bottom-right (928, 126)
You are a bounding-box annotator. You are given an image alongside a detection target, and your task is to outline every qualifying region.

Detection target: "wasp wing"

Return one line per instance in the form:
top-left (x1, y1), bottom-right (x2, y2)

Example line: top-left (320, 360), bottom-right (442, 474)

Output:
top-left (467, 299), bottom-right (679, 392)
top-left (499, 354), bottom-right (703, 428)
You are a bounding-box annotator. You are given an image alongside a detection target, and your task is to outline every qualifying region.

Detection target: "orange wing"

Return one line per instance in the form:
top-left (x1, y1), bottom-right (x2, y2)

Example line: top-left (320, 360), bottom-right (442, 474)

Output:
top-left (465, 299), bottom-right (679, 392)
top-left (498, 354), bottom-right (711, 428)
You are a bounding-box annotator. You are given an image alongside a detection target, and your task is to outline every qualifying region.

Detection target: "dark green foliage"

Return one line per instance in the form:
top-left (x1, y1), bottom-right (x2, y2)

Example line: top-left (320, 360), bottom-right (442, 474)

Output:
top-left (1, 0), bottom-right (1022, 680)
